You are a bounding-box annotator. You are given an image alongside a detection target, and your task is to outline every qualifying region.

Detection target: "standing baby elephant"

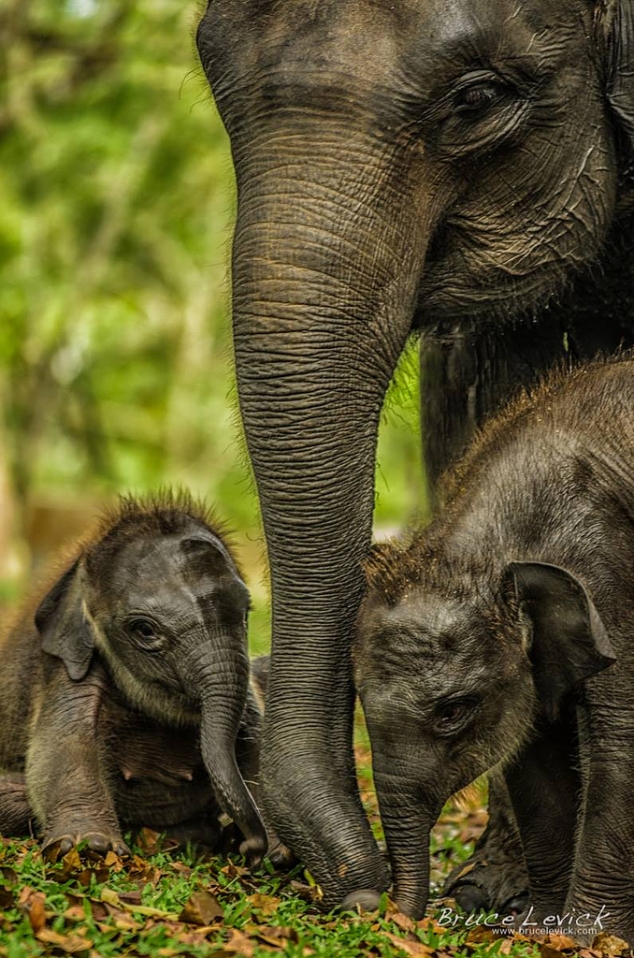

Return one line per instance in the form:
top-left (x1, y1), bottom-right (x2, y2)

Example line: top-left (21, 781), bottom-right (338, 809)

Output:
top-left (355, 357), bottom-right (634, 942)
top-left (0, 493), bottom-right (267, 861)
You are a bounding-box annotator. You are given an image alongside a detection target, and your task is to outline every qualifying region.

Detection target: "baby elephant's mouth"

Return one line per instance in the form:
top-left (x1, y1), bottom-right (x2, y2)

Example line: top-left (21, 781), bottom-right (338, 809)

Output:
top-left (145, 678), bottom-right (201, 725)
top-left (120, 762), bottom-right (201, 786)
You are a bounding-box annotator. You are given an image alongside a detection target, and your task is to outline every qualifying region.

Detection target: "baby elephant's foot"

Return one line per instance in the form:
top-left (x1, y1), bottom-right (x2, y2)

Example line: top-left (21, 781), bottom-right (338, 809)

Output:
top-left (267, 839), bottom-right (297, 870)
top-left (43, 829), bottom-right (130, 861)
top-left (443, 857), bottom-right (528, 918)
top-left (0, 772), bottom-right (32, 836)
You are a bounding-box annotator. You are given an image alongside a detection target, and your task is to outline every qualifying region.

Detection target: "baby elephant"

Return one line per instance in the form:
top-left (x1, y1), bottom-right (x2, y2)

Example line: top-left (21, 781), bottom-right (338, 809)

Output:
top-left (355, 357), bottom-right (634, 941)
top-left (0, 493), bottom-right (267, 861)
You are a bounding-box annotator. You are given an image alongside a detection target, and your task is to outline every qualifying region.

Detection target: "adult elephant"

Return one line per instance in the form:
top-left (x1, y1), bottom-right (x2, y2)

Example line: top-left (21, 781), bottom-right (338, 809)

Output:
top-left (196, 0), bottom-right (634, 911)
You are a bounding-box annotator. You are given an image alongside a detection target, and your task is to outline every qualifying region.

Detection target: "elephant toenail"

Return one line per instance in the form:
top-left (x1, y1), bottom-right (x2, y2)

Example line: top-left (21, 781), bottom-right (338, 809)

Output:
top-left (339, 889), bottom-right (383, 913)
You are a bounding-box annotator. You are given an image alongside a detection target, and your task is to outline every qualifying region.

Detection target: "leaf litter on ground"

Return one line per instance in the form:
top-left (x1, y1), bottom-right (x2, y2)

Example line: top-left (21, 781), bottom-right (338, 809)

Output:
top-left (0, 743), bottom-right (630, 958)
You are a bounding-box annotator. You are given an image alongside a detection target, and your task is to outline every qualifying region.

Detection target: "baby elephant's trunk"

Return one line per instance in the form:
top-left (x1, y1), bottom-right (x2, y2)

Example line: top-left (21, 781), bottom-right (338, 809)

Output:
top-left (188, 643), bottom-right (268, 861)
top-left (373, 750), bottom-right (443, 919)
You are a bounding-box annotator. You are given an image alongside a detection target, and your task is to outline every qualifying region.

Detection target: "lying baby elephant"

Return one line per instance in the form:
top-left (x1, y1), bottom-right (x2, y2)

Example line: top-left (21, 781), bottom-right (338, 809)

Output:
top-left (0, 493), bottom-right (267, 860)
top-left (355, 357), bottom-right (634, 941)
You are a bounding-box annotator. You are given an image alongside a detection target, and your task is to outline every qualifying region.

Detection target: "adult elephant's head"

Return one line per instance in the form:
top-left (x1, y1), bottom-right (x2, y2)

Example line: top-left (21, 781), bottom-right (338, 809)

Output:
top-left (196, 0), bottom-right (634, 908)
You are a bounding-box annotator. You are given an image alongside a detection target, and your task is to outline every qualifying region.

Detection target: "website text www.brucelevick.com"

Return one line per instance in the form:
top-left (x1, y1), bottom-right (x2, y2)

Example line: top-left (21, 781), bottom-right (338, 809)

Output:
top-left (437, 905), bottom-right (611, 937)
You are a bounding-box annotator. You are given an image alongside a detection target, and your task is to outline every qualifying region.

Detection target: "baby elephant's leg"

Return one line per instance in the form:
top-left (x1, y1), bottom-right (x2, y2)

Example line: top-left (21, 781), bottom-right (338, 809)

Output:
top-left (27, 664), bottom-right (128, 858)
top-left (0, 772), bottom-right (32, 836)
top-left (443, 771), bottom-right (529, 916)
top-left (161, 806), bottom-right (229, 851)
top-left (503, 710), bottom-right (580, 920)
top-left (564, 699), bottom-right (634, 945)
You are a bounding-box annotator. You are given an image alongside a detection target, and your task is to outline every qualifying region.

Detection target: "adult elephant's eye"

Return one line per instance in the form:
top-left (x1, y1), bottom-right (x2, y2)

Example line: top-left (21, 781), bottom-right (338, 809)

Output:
top-left (454, 80), bottom-right (506, 118)
top-left (436, 71), bottom-right (527, 157)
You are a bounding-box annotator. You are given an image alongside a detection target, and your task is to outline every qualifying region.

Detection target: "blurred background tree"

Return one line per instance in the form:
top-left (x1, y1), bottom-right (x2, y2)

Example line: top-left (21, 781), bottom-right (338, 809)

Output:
top-left (0, 0), bottom-right (425, 650)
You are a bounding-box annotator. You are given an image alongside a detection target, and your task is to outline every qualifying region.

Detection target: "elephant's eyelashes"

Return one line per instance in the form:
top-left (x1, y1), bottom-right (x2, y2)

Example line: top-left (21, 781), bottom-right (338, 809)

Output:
top-left (429, 71), bottom-right (528, 158)
top-left (433, 696), bottom-right (479, 736)
top-left (454, 81), bottom-right (507, 118)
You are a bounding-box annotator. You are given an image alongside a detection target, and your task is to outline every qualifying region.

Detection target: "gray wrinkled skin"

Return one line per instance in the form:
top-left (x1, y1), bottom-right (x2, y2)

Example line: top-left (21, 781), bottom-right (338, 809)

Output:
top-left (196, 0), bottom-right (634, 909)
top-left (0, 494), bottom-right (267, 861)
top-left (356, 356), bottom-right (634, 942)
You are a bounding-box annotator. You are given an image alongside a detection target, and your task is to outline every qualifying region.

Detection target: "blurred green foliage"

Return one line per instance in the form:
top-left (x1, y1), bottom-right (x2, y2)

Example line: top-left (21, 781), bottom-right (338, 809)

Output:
top-left (0, 0), bottom-right (425, 650)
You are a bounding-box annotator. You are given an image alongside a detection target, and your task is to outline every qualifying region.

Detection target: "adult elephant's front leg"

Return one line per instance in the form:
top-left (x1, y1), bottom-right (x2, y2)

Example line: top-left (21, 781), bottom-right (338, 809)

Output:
top-left (230, 135), bottom-right (429, 906)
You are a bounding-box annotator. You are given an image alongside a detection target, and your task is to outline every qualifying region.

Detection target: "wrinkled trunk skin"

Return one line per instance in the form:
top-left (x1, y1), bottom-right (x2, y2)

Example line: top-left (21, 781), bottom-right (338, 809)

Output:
top-left (186, 644), bottom-right (267, 860)
top-left (372, 749), bottom-right (443, 919)
top-left (231, 123), bottom-right (433, 905)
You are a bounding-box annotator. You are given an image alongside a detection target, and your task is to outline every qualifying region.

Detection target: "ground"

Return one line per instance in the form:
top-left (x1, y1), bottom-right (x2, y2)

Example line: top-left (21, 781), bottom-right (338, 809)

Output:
top-left (0, 734), bottom-right (628, 958)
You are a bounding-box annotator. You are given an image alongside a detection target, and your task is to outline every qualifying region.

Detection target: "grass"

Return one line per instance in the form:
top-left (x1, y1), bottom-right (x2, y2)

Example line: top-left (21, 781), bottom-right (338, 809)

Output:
top-left (0, 724), bottom-right (549, 958)
top-left (0, 719), bottom-right (622, 957)
top-left (0, 811), bottom-right (519, 958)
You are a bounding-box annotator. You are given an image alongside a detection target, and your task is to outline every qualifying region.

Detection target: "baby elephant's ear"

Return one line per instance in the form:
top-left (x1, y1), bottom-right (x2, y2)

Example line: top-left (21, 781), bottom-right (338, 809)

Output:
top-left (35, 560), bottom-right (95, 681)
top-left (507, 562), bottom-right (616, 722)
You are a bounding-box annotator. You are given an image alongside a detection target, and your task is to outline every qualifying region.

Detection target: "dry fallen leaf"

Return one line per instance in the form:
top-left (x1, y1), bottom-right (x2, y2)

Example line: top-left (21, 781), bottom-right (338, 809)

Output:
top-left (591, 934), bottom-right (631, 957)
top-left (248, 893), bottom-right (281, 917)
top-left (100, 886), bottom-right (121, 907)
top-left (220, 862), bottom-right (250, 881)
top-left (19, 889), bottom-right (47, 934)
top-left (545, 935), bottom-right (577, 952)
top-left (288, 880), bottom-right (321, 903)
top-left (179, 890), bottom-right (224, 926)
top-left (383, 932), bottom-right (434, 957)
top-left (496, 938), bottom-right (516, 955)
top-left (390, 911), bottom-right (417, 934)
top-left (135, 828), bottom-right (162, 856)
top-left (36, 929), bottom-right (93, 954)
top-left (466, 927), bottom-right (499, 946)
top-left (222, 928), bottom-right (267, 957)
top-left (63, 905), bottom-right (88, 923)
top-left (252, 925), bottom-right (298, 948)
top-left (117, 889), bottom-right (142, 905)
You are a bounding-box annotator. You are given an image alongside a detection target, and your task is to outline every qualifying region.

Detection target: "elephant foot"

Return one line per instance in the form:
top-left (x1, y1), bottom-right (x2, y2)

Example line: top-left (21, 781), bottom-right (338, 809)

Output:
top-left (0, 772), bottom-right (32, 836)
top-left (159, 818), bottom-right (225, 851)
top-left (267, 838), bottom-right (297, 870)
top-left (42, 828), bottom-right (130, 861)
top-left (443, 856), bottom-right (528, 916)
top-left (339, 889), bottom-right (382, 914)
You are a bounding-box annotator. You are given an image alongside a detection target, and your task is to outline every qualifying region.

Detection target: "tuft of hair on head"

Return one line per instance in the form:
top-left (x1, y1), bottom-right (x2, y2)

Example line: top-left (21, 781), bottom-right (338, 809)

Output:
top-left (362, 538), bottom-right (425, 607)
top-left (84, 487), bottom-right (241, 571)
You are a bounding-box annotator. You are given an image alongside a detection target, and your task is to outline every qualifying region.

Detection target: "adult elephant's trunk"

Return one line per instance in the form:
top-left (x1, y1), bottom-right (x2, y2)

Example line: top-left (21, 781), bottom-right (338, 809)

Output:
top-left (186, 641), bottom-right (267, 860)
top-left (230, 122), bottom-right (436, 904)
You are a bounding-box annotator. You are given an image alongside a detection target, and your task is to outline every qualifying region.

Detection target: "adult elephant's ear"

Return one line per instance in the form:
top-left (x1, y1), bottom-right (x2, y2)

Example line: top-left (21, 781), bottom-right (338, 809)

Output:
top-left (35, 560), bottom-right (95, 681)
top-left (506, 562), bottom-right (616, 722)
top-left (598, 0), bottom-right (634, 154)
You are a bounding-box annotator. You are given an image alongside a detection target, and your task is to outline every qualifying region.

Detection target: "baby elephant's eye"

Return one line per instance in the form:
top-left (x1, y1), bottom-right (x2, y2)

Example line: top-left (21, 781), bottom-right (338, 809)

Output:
top-left (127, 617), bottom-right (163, 651)
top-left (433, 696), bottom-right (479, 736)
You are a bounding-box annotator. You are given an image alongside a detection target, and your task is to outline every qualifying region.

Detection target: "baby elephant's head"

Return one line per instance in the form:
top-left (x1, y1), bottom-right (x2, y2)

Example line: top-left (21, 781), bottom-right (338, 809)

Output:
top-left (35, 492), bottom-right (267, 860)
top-left (354, 546), bottom-right (616, 920)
